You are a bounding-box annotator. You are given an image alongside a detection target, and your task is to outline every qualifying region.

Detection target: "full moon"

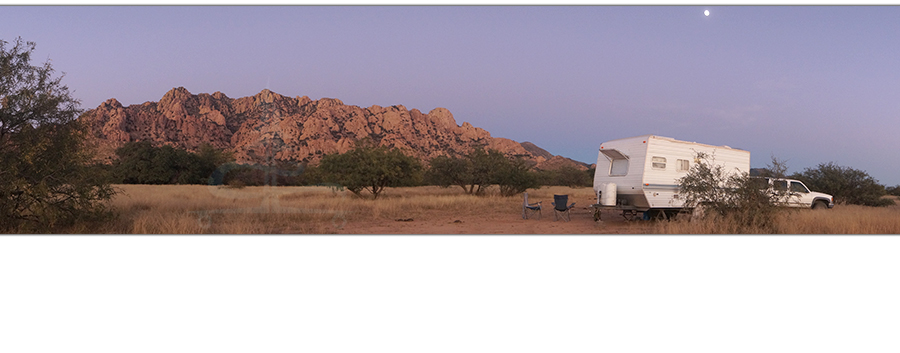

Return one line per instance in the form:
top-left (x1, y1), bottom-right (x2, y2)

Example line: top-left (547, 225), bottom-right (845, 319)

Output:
top-left (704, 10), bottom-right (710, 16)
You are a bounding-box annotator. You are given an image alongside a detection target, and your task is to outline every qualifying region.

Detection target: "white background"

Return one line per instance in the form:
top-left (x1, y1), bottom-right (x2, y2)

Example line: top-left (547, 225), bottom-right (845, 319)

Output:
top-left (2, 236), bottom-right (899, 353)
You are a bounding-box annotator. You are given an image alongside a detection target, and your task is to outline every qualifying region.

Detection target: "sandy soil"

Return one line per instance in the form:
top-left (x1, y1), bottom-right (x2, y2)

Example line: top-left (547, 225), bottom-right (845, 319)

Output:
top-left (336, 206), bottom-right (652, 234)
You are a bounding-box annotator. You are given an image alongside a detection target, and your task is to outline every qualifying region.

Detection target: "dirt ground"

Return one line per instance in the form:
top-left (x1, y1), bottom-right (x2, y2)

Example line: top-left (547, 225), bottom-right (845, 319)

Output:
top-left (336, 206), bottom-right (652, 234)
top-left (100, 185), bottom-right (900, 234)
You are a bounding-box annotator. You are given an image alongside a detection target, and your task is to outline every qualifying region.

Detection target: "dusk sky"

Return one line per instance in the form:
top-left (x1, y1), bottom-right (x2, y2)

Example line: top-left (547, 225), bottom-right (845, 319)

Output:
top-left (3, 5), bottom-right (899, 186)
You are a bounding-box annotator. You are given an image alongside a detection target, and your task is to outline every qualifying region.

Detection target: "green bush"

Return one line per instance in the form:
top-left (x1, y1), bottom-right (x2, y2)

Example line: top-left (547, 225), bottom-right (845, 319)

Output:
top-left (790, 162), bottom-right (893, 207)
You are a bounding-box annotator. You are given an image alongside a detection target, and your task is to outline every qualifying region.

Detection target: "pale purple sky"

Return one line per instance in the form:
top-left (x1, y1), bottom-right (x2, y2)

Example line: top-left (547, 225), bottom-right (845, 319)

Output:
top-left (3, 6), bottom-right (899, 185)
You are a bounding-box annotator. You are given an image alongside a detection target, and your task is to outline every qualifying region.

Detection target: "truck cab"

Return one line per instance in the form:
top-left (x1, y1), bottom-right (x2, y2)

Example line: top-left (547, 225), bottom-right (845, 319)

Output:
top-left (757, 177), bottom-right (834, 209)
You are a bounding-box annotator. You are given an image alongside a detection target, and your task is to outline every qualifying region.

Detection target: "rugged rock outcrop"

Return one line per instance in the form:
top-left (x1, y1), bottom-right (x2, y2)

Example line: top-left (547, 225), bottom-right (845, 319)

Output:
top-left (520, 141), bottom-right (554, 162)
top-left (536, 155), bottom-right (591, 171)
top-left (81, 87), bottom-right (584, 168)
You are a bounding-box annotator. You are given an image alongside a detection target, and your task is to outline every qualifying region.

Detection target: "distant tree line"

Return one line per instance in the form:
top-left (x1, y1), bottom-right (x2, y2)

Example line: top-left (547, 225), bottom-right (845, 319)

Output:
top-left (105, 140), bottom-right (561, 198)
top-left (106, 140), bottom-right (897, 206)
top-left (533, 166), bottom-right (594, 188)
top-left (103, 141), bottom-right (234, 185)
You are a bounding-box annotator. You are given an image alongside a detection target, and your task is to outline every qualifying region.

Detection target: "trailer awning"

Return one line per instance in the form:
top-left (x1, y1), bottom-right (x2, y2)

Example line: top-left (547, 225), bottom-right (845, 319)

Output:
top-left (600, 149), bottom-right (628, 160)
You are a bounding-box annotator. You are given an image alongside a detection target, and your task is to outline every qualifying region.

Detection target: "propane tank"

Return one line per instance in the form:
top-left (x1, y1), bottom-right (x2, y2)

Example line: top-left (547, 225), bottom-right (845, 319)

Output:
top-left (601, 183), bottom-right (617, 206)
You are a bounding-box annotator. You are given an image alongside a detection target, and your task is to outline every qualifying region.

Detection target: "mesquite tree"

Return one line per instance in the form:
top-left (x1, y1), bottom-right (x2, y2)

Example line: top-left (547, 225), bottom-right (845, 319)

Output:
top-left (0, 37), bottom-right (114, 232)
top-left (318, 140), bottom-right (423, 199)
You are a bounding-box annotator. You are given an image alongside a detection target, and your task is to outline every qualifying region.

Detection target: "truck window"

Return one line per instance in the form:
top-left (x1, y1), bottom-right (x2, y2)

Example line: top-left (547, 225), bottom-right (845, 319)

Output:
top-left (676, 159), bottom-right (690, 172)
top-left (774, 180), bottom-right (788, 192)
top-left (790, 181), bottom-right (810, 193)
top-left (750, 178), bottom-right (768, 189)
top-left (651, 156), bottom-right (666, 170)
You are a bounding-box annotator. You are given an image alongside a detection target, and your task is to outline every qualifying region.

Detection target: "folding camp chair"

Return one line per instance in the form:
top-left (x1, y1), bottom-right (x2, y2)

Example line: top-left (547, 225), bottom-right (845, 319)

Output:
top-left (522, 192), bottom-right (542, 220)
top-left (552, 194), bottom-right (575, 222)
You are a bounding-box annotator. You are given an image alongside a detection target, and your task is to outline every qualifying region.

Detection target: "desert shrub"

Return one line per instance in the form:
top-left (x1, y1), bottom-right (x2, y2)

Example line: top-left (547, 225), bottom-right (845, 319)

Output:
top-left (318, 140), bottom-right (423, 199)
top-left (677, 154), bottom-right (792, 233)
top-left (790, 162), bottom-right (893, 207)
top-left (0, 37), bottom-right (114, 232)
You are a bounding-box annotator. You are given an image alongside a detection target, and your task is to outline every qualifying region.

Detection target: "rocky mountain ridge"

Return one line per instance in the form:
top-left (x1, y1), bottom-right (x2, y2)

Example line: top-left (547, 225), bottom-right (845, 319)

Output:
top-left (81, 87), bottom-right (590, 170)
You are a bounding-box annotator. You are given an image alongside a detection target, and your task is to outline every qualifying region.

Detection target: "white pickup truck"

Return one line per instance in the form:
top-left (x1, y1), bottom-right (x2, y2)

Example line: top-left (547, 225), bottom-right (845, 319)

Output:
top-left (755, 177), bottom-right (834, 209)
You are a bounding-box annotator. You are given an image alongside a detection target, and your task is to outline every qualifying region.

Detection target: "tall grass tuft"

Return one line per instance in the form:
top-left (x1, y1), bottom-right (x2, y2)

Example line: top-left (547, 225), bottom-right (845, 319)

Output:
top-left (651, 199), bottom-right (900, 234)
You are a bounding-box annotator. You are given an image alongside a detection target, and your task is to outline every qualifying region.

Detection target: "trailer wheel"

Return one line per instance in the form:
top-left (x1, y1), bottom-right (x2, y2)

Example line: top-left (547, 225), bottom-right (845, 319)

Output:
top-left (812, 200), bottom-right (828, 210)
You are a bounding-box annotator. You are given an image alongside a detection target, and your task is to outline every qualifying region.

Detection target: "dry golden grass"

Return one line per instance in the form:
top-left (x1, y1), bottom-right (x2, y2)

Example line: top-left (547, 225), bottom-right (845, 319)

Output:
top-left (90, 184), bottom-right (600, 234)
top-left (100, 184), bottom-right (348, 234)
top-left (774, 201), bottom-right (900, 234)
top-left (81, 185), bottom-right (898, 234)
top-left (651, 196), bottom-right (900, 234)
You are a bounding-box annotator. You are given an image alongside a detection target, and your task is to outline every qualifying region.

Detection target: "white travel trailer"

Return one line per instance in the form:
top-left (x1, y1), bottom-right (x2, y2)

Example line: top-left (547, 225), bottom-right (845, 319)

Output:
top-left (592, 135), bottom-right (750, 217)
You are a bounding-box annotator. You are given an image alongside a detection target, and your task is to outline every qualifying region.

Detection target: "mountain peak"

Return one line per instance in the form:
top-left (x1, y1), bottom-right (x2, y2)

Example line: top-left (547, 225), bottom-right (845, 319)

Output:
top-left (100, 98), bottom-right (122, 108)
top-left (162, 86), bottom-right (192, 99)
top-left (158, 86), bottom-right (194, 109)
top-left (253, 88), bottom-right (284, 104)
top-left (82, 87), bottom-right (586, 169)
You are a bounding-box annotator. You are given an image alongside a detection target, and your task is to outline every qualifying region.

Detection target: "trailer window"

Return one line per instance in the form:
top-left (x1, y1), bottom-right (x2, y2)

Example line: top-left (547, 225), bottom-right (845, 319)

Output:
top-left (610, 159), bottom-right (628, 176)
top-left (676, 159), bottom-right (690, 172)
top-left (651, 156), bottom-right (666, 170)
top-left (601, 149), bottom-right (629, 176)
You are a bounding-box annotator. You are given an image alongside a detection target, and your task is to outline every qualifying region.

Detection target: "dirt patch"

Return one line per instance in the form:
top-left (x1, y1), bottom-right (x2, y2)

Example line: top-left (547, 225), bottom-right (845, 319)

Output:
top-left (336, 206), bottom-right (650, 234)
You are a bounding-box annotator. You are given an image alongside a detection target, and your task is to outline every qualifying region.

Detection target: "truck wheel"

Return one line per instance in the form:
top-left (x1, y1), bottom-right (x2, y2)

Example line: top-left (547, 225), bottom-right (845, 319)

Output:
top-left (812, 201), bottom-right (828, 210)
